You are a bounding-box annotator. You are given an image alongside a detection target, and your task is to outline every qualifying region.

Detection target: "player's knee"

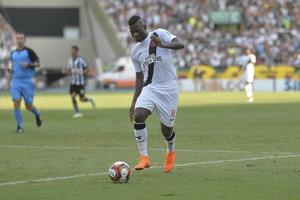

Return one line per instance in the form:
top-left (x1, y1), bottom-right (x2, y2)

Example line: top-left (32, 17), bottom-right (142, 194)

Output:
top-left (161, 124), bottom-right (173, 137)
top-left (72, 98), bottom-right (77, 103)
top-left (25, 104), bottom-right (33, 110)
top-left (161, 128), bottom-right (173, 138)
top-left (70, 93), bottom-right (76, 98)
top-left (13, 101), bottom-right (21, 109)
top-left (134, 112), bottom-right (147, 123)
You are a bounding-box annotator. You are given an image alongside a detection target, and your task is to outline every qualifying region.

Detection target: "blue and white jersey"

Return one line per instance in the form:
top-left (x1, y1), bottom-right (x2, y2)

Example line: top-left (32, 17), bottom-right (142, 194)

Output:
top-left (67, 56), bottom-right (88, 85)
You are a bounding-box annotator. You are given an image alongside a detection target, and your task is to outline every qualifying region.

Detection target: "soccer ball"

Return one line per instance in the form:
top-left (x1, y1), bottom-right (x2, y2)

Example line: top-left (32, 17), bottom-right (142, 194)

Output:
top-left (108, 161), bottom-right (131, 183)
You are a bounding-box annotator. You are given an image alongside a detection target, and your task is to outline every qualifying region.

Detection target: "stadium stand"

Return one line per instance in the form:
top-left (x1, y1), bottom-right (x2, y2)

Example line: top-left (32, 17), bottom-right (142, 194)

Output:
top-left (0, 13), bottom-right (14, 90)
top-left (100, 0), bottom-right (300, 68)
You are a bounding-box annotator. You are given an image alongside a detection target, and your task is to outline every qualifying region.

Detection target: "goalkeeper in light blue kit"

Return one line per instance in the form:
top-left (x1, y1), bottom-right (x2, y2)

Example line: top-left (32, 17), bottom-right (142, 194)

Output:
top-left (8, 32), bottom-right (43, 133)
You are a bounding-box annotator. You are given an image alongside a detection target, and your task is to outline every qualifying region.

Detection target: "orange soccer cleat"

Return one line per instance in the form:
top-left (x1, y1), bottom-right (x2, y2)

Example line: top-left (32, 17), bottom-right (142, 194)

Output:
top-left (134, 155), bottom-right (151, 170)
top-left (164, 151), bottom-right (176, 173)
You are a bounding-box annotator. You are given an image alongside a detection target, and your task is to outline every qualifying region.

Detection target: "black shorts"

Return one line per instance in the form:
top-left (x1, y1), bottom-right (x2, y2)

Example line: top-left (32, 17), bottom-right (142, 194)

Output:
top-left (69, 84), bottom-right (85, 97)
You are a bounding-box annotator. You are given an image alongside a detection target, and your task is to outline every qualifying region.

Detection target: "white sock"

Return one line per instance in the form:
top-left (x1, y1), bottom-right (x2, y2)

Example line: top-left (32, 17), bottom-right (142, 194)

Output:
top-left (134, 123), bottom-right (148, 156)
top-left (245, 83), bottom-right (253, 99)
top-left (165, 132), bottom-right (176, 153)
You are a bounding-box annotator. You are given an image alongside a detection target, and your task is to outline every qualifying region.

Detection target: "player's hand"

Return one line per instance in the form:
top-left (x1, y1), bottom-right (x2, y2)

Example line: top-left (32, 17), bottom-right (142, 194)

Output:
top-left (21, 61), bottom-right (29, 68)
top-left (129, 106), bottom-right (135, 122)
top-left (7, 65), bottom-right (12, 73)
top-left (150, 34), bottom-right (164, 48)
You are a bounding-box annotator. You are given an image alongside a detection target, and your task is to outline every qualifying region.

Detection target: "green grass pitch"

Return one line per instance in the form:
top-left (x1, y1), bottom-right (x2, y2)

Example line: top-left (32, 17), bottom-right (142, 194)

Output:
top-left (0, 92), bottom-right (300, 200)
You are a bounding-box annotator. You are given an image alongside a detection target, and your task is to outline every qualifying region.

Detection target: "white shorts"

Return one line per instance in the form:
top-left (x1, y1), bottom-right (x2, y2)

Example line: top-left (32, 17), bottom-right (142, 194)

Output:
top-left (135, 86), bottom-right (179, 127)
top-left (243, 64), bottom-right (255, 83)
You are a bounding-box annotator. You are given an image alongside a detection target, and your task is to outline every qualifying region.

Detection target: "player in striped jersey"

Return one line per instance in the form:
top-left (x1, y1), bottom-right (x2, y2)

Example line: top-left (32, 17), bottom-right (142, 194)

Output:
top-left (128, 15), bottom-right (184, 173)
top-left (65, 46), bottom-right (95, 118)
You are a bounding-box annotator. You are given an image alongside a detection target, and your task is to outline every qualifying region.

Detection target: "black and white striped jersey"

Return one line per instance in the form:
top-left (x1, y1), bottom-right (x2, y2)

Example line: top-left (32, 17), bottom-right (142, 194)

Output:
top-left (130, 28), bottom-right (179, 90)
top-left (67, 56), bottom-right (88, 85)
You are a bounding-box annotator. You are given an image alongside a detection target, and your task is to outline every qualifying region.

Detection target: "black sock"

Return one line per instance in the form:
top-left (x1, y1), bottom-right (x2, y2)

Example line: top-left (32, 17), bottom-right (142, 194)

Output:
top-left (164, 131), bottom-right (176, 153)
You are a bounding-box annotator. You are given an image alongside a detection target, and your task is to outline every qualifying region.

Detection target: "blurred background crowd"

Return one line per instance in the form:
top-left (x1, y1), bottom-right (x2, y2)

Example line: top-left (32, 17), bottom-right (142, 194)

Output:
top-left (0, 14), bottom-right (14, 90)
top-left (1, 0), bottom-right (300, 91)
top-left (101, 0), bottom-right (300, 69)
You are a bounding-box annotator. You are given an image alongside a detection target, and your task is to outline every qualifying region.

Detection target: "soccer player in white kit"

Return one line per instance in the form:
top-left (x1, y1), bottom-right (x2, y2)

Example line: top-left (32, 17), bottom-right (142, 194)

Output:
top-left (128, 15), bottom-right (184, 173)
top-left (242, 48), bottom-right (256, 103)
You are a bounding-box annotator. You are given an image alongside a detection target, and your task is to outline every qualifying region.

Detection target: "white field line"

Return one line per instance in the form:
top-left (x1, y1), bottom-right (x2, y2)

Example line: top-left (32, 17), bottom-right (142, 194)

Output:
top-left (0, 144), bottom-right (295, 155)
top-left (0, 154), bottom-right (299, 187)
top-left (0, 172), bottom-right (107, 187)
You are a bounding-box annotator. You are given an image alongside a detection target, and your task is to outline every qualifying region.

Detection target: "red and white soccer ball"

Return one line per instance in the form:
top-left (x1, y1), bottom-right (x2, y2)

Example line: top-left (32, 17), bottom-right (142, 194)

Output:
top-left (108, 161), bottom-right (131, 183)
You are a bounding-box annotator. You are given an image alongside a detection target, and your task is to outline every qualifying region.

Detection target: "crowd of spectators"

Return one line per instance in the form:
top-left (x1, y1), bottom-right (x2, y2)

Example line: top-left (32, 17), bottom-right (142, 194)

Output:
top-left (0, 14), bottom-right (14, 90)
top-left (100, 0), bottom-right (300, 69)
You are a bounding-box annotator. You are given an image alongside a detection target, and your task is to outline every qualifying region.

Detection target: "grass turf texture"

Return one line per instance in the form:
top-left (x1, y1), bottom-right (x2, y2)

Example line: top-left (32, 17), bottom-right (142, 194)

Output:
top-left (0, 92), bottom-right (300, 200)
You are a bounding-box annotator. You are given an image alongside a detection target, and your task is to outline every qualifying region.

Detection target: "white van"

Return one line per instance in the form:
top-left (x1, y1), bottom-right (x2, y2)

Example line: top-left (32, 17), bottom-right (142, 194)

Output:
top-left (98, 57), bottom-right (136, 89)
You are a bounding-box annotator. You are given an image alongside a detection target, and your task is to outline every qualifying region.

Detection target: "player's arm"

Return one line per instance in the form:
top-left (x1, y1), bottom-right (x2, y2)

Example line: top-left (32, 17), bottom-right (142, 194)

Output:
top-left (129, 52), bottom-right (144, 122)
top-left (82, 58), bottom-right (89, 74)
top-left (7, 52), bottom-right (13, 73)
top-left (151, 30), bottom-right (184, 50)
top-left (161, 37), bottom-right (184, 50)
top-left (22, 48), bottom-right (41, 68)
top-left (238, 65), bottom-right (244, 77)
top-left (6, 60), bottom-right (12, 82)
top-left (29, 61), bottom-right (41, 68)
top-left (62, 66), bottom-right (70, 75)
top-left (249, 54), bottom-right (256, 64)
top-left (62, 59), bottom-right (72, 75)
top-left (129, 71), bottom-right (144, 122)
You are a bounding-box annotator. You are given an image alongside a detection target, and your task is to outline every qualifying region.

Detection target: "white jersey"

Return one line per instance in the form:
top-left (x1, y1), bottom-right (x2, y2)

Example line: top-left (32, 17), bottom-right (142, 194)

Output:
top-left (242, 53), bottom-right (256, 70)
top-left (242, 53), bottom-right (256, 83)
top-left (130, 28), bottom-right (179, 90)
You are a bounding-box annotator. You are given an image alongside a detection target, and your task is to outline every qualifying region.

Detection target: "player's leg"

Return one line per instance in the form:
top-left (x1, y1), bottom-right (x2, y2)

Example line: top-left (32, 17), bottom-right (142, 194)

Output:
top-left (155, 89), bottom-right (179, 172)
top-left (11, 81), bottom-right (23, 133)
top-left (70, 85), bottom-right (81, 117)
top-left (161, 123), bottom-right (176, 173)
top-left (134, 107), bottom-right (151, 156)
top-left (71, 92), bottom-right (82, 118)
top-left (245, 65), bottom-right (254, 102)
top-left (161, 123), bottom-right (176, 153)
top-left (25, 103), bottom-right (42, 127)
top-left (133, 107), bottom-right (152, 170)
top-left (13, 99), bottom-right (23, 133)
top-left (133, 87), bottom-right (155, 170)
top-left (23, 82), bottom-right (42, 127)
top-left (245, 81), bottom-right (253, 102)
top-left (78, 86), bottom-right (96, 108)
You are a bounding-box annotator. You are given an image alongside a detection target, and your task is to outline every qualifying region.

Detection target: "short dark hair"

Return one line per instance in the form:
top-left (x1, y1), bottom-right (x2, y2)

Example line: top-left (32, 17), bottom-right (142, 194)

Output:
top-left (71, 45), bottom-right (79, 52)
top-left (128, 15), bottom-right (141, 25)
top-left (16, 32), bottom-right (26, 38)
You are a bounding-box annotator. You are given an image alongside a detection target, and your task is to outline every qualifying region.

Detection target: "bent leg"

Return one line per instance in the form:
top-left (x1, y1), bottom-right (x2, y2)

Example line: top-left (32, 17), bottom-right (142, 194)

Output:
top-left (25, 103), bottom-right (40, 117)
top-left (79, 95), bottom-right (96, 108)
top-left (25, 103), bottom-right (42, 127)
